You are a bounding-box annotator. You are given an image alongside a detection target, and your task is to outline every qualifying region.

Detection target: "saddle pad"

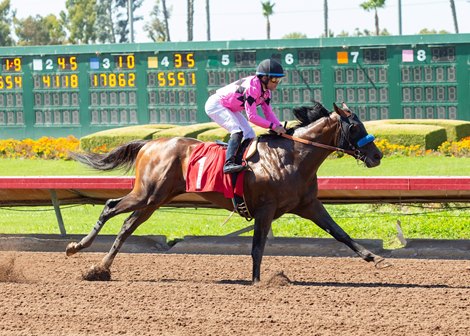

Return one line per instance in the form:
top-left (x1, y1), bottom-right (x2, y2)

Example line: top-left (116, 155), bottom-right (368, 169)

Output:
top-left (186, 142), bottom-right (244, 198)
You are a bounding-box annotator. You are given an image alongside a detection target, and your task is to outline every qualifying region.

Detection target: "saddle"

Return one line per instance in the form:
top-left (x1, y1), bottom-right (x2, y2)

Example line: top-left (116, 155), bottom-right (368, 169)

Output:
top-left (216, 137), bottom-right (259, 164)
top-left (185, 139), bottom-right (259, 220)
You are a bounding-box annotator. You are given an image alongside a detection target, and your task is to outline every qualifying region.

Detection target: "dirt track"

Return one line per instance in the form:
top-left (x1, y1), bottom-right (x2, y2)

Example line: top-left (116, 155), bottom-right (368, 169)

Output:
top-left (1, 251), bottom-right (469, 335)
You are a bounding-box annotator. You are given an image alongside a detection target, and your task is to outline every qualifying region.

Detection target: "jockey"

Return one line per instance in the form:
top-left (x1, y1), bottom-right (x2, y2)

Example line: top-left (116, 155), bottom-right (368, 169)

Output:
top-left (205, 58), bottom-right (287, 174)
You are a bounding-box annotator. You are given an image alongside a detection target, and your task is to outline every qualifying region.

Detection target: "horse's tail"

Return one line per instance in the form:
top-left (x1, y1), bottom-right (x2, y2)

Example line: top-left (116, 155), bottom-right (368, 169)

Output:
top-left (70, 140), bottom-right (151, 172)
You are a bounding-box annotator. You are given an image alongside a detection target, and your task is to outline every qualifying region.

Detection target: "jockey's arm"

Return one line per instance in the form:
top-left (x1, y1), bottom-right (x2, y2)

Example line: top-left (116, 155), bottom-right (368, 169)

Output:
top-left (244, 88), bottom-right (282, 130)
top-left (260, 100), bottom-right (282, 127)
top-left (245, 98), bottom-right (272, 129)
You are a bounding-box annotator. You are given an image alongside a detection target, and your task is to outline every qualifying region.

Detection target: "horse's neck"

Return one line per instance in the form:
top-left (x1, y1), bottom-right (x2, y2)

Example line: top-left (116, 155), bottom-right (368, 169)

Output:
top-left (291, 113), bottom-right (341, 176)
top-left (295, 113), bottom-right (340, 146)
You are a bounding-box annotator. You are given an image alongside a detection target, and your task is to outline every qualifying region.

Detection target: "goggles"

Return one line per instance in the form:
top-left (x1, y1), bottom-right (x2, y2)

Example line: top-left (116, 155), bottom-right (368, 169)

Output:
top-left (269, 77), bottom-right (282, 84)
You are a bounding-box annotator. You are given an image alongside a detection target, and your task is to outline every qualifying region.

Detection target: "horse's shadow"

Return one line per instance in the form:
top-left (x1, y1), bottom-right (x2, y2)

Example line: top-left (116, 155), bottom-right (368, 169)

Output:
top-left (154, 278), bottom-right (470, 290)
top-left (219, 279), bottom-right (470, 290)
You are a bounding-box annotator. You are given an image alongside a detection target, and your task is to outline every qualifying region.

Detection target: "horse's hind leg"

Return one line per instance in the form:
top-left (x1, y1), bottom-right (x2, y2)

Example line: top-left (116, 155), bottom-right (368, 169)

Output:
top-left (66, 198), bottom-right (121, 256)
top-left (83, 206), bottom-right (158, 281)
top-left (66, 191), bottom-right (151, 256)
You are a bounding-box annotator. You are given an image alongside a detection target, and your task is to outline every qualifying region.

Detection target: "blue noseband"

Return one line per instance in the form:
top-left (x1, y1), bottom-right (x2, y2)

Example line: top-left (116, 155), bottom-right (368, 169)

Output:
top-left (357, 134), bottom-right (375, 147)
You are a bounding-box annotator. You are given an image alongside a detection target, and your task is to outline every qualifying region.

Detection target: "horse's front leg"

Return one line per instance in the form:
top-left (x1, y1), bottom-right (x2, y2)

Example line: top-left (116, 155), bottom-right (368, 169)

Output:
top-left (251, 209), bottom-right (276, 284)
top-left (293, 199), bottom-right (390, 268)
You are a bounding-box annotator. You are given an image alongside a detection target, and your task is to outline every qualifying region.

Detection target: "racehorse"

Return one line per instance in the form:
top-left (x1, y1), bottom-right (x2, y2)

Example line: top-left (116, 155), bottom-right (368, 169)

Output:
top-left (66, 101), bottom-right (387, 283)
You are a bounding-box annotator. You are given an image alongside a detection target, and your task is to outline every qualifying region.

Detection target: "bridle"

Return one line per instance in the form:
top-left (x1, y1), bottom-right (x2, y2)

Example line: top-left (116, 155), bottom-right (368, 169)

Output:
top-left (280, 133), bottom-right (359, 157)
top-left (280, 113), bottom-right (375, 161)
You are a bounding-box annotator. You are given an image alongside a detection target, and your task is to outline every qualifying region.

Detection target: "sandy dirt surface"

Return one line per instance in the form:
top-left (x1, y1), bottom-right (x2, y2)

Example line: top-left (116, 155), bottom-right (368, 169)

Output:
top-left (0, 251), bottom-right (469, 336)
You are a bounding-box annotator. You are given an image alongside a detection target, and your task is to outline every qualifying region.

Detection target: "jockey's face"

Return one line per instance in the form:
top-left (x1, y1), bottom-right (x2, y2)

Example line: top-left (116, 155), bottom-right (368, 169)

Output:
top-left (263, 76), bottom-right (282, 91)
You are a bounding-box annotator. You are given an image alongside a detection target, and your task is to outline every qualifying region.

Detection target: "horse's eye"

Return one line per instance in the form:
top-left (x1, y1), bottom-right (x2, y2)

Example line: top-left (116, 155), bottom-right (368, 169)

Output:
top-left (349, 125), bottom-right (359, 135)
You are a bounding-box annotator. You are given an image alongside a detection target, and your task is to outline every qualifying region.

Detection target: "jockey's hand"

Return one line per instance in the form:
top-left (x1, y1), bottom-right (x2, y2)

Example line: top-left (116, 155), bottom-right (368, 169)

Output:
top-left (272, 125), bottom-right (286, 134)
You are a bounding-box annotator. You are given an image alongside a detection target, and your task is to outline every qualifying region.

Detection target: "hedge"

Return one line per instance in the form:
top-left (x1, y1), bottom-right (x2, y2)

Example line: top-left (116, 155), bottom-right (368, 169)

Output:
top-left (364, 123), bottom-right (447, 149)
top-left (365, 119), bottom-right (470, 142)
top-left (152, 122), bottom-right (219, 139)
top-left (78, 119), bottom-right (470, 152)
top-left (80, 124), bottom-right (175, 151)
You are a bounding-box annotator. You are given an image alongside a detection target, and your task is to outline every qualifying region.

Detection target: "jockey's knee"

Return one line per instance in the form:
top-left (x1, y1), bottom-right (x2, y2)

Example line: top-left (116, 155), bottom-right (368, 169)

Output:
top-left (243, 129), bottom-right (256, 140)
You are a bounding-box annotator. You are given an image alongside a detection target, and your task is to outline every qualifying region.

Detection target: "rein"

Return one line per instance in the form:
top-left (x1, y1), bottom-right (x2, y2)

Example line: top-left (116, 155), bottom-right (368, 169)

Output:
top-left (280, 133), bottom-right (358, 157)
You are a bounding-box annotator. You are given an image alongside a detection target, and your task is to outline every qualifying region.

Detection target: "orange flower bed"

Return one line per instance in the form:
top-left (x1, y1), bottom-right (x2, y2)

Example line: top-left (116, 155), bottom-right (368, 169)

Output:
top-left (0, 136), bottom-right (469, 160)
top-left (0, 136), bottom-right (80, 160)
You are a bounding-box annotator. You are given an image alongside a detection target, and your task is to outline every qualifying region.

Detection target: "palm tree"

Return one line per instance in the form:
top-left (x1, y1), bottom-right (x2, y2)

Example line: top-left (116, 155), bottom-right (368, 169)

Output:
top-left (449, 0), bottom-right (459, 33)
top-left (261, 1), bottom-right (275, 39)
top-left (206, 0), bottom-right (211, 41)
top-left (360, 0), bottom-right (386, 36)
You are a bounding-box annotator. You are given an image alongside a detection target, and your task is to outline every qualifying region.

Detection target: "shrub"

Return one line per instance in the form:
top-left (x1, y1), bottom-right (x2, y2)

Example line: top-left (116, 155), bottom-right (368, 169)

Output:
top-left (152, 122), bottom-right (219, 139)
top-left (197, 128), bottom-right (230, 142)
top-left (378, 119), bottom-right (470, 142)
top-left (365, 123), bottom-right (447, 150)
top-left (80, 124), bottom-right (176, 152)
top-left (1, 133), bottom-right (469, 161)
top-left (365, 119), bottom-right (470, 143)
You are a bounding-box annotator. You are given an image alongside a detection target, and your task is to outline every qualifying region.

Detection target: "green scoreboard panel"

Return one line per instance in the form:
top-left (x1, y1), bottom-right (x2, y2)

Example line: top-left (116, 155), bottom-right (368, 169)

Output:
top-left (0, 34), bottom-right (469, 139)
top-left (147, 52), bottom-right (198, 124)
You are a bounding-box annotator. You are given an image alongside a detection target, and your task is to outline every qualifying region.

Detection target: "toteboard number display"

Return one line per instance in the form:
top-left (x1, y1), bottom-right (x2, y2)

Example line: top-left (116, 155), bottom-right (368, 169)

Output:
top-left (0, 36), bottom-right (468, 139)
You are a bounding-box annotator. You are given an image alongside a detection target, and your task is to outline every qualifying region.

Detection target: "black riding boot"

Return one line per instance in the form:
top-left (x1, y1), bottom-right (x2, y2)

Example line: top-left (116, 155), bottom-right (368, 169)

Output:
top-left (223, 132), bottom-right (245, 174)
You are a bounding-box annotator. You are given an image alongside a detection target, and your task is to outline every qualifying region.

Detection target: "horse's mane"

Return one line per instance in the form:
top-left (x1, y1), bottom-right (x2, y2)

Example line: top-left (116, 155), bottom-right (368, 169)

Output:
top-left (292, 101), bottom-right (331, 128)
top-left (260, 101), bottom-right (331, 138)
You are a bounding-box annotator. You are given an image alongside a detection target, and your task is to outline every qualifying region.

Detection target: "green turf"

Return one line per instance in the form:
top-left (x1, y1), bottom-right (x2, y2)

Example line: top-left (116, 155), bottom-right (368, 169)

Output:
top-left (0, 203), bottom-right (467, 249)
top-left (1, 156), bottom-right (469, 176)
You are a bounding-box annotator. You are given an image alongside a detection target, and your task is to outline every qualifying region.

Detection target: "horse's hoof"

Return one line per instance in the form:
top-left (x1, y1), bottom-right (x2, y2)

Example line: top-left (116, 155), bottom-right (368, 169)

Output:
top-left (81, 265), bottom-right (111, 281)
top-left (65, 242), bottom-right (79, 256)
top-left (374, 257), bottom-right (392, 269)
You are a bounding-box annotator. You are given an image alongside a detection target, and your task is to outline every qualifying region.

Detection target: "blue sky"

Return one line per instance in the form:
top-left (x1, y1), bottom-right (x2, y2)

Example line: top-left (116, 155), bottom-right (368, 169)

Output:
top-left (10, 0), bottom-right (470, 42)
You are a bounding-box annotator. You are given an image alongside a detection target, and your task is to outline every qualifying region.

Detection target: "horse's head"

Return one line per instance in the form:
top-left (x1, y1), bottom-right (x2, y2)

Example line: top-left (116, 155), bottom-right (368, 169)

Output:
top-left (333, 102), bottom-right (383, 168)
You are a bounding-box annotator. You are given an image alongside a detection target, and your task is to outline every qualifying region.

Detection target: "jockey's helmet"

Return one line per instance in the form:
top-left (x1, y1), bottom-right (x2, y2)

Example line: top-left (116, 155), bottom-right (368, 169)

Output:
top-left (256, 59), bottom-right (285, 78)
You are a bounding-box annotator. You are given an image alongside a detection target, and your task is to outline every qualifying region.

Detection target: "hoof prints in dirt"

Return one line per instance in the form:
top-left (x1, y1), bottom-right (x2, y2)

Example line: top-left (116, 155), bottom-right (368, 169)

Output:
top-left (81, 265), bottom-right (111, 281)
top-left (264, 271), bottom-right (292, 287)
top-left (0, 256), bottom-right (27, 283)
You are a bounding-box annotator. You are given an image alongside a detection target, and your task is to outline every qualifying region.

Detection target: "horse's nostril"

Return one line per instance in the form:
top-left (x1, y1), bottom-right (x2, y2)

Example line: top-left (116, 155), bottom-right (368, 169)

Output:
top-left (374, 153), bottom-right (382, 160)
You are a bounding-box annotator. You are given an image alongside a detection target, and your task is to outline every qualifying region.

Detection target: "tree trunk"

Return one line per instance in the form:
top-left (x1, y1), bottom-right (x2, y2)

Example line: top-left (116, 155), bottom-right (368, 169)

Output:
top-left (162, 0), bottom-right (171, 41)
top-left (267, 17), bottom-right (271, 39)
top-left (107, 0), bottom-right (116, 43)
top-left (374, 8), bottom-right (379, 35)
top-left (449, 0), bottom-right (459, 33)
top-left (323, 0), bottom-right (328, 37)
top-left (187, 0), bottom-right (194, 41)
top-left (128, 0), bottom-right (134, 42)
top-left (206, 0), bottom-right (211, 41)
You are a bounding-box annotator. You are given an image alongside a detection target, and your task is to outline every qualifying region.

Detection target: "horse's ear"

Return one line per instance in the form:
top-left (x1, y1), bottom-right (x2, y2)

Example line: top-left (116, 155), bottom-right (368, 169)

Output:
top-left (333, 102), bottom-right (351, 118)
top-left (333, 103), bottom-right (340, 113)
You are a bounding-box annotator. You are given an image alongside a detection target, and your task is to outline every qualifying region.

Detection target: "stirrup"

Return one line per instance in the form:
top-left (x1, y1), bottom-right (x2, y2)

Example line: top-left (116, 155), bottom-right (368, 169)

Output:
top-left (223, 162), bottom-right (246, 174)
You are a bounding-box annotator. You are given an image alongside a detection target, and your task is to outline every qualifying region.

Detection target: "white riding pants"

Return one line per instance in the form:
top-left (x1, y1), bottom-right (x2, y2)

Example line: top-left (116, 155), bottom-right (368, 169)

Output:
top-left (205, 94), bottom-right (256, 139)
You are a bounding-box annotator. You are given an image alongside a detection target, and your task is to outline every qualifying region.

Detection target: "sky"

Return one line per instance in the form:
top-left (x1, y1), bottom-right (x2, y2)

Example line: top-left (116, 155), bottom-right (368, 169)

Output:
top-left (9, 0), bottom-right (470, 43)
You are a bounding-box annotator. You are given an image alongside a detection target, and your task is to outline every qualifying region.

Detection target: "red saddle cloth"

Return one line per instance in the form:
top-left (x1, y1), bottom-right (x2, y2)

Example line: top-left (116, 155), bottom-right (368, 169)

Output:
top-left (186, 142), bottom-right (245, 198)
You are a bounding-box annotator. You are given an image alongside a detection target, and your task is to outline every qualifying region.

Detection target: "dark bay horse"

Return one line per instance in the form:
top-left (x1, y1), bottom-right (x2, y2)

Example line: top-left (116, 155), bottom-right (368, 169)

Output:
top-left (66, 102), bottom-right (387, 283)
